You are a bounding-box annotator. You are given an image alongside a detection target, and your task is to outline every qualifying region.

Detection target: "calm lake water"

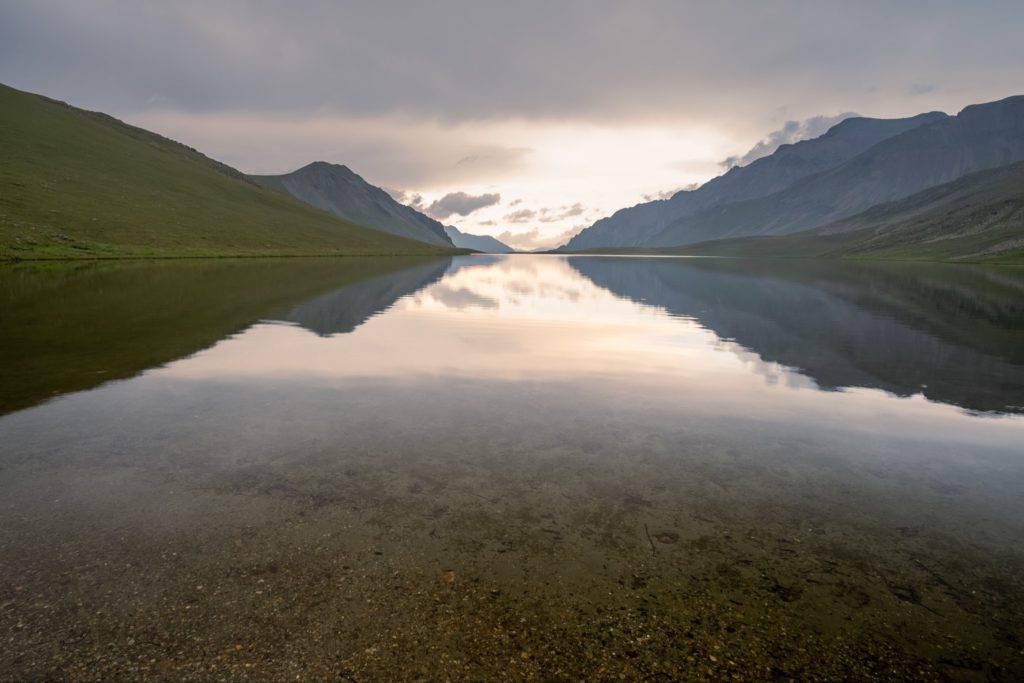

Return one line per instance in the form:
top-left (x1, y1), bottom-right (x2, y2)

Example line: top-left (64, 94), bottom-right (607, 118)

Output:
top-left (2, 254), bottom-right (1023, 681)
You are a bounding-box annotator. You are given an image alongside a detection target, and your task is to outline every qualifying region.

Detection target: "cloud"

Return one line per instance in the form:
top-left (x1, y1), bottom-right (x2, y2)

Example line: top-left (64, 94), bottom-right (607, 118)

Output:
top-left (126, 111), bottom-right (533, 187)
top-left (362, 186), bottom-right (503, 219)
top-left (504, 203), bottom-right (586, 224)
top-left (538, 203), bottom-right (585, 222)
top-left (423, 192), bottom-right (501, 219)
top-left (720, 112), bottom-right (858, 169)
top-left (382, 187), bottom-right (408, 202)
top-left (2, 2), bottom-right (1019, 127)
top-left (504, 209), bottom-right (536, 223)
top-left (642, 183), bottom-right (698, 202)
top-left (456, 147), bottom-right (531, 168)
top-left (909, 82), bottom-right (936, 96)
top-left (429, 284), bottom-right (498, 310)
top-left (383, 188), bottom-right (429, 211)
top-left (643, 189), bottom-right (677, 202)
top-left (497, 226), bottom-right (585, 252)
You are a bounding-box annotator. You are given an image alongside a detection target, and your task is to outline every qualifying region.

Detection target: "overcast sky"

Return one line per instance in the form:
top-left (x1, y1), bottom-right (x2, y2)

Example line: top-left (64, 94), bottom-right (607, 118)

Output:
top-left (2, 1), bottom-right (1023, 249)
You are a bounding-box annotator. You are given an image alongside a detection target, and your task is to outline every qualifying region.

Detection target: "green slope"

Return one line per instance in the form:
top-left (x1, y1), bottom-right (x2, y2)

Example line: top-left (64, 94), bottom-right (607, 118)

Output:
top-left (646, 162), bottom-right (1024, 265)
top-left (0, 83), bottom-right (455, 259)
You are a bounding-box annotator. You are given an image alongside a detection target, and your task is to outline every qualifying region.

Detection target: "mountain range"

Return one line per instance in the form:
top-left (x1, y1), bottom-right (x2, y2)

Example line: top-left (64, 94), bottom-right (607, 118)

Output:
top-left (443, 226), bottom-right (514, 252)
top-left (562, 111), bottom-right (947, 250)
top-left (561, 96), bottom-right (1024, 262)
top-left (670, 161), bottom-right (1024, 263)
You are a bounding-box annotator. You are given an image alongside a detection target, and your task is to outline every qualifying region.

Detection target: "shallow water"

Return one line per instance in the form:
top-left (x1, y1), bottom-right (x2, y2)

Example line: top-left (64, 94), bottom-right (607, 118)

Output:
top-left (1, 254), bottom-right (1023, 681)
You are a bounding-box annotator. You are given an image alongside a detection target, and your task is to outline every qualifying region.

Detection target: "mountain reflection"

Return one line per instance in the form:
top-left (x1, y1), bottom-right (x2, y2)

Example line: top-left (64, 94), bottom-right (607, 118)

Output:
top-left (5, 255), bottom-right (1023, 418)
top-left (0, 257), bottom-right (452, 415)
top-left (170, 254), bottom-right (1024, 418)
top-left (568, 256), bottom-right (1024, 414)
top-left (283, 259), bottom-right (452, 335)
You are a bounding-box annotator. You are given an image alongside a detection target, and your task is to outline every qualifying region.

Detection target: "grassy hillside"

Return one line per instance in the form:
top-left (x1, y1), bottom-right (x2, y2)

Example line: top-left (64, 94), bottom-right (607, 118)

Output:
top-left (635, 162), bottom-right (1024, 265)
top-left (0, 84), bottom-right (455, 259)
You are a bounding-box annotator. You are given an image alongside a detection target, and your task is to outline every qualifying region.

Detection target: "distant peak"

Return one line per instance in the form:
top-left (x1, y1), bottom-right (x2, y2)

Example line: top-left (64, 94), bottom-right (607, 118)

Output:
top-left (958, 94), bottom-right (1024, 116)
top-left (823, 110), bottom-right (948, 137)
top-left (297, 160), bottom-right (354, 175)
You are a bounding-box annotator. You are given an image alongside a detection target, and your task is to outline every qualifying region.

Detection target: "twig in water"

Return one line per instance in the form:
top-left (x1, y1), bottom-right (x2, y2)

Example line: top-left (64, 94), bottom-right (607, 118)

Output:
top-left (644, 523), bottom-right (657, 556)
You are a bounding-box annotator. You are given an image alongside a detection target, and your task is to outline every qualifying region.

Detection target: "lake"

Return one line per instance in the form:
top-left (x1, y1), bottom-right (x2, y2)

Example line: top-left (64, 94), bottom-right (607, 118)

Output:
top-left (1, 254), bottom-right (1023, 680)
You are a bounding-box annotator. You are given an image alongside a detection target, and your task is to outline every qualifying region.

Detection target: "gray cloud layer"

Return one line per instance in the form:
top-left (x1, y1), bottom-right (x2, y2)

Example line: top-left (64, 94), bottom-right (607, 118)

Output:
top-left (423, 192), bottom-right (501, 220)
top-left (643, 184), bottom-right (698, 202)
top-left (2, 1), bottom-right (1023, 127)
top-left (386, 189), bottom-right (502, 219)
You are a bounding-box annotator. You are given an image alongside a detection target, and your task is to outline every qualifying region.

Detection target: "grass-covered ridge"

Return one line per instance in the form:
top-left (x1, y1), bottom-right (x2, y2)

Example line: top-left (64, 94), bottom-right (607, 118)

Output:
top-left (0, 83), bottom-right (456, 259)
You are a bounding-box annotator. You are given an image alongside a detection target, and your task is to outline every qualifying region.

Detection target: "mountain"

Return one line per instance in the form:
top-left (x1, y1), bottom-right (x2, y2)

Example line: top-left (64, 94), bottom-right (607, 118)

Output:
top-left (0, 84), bottom-right (449, 260)
top-left (647, 96), bottom-right (1024, 248)
top-left (251, 162), bottom-right (453, 247)
top-left (560, 111), bottom-right (948, 251)
top-left (444, 226), bottom-right (514, 253)
top-left (668, 161), bottom-right (1024, 264)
